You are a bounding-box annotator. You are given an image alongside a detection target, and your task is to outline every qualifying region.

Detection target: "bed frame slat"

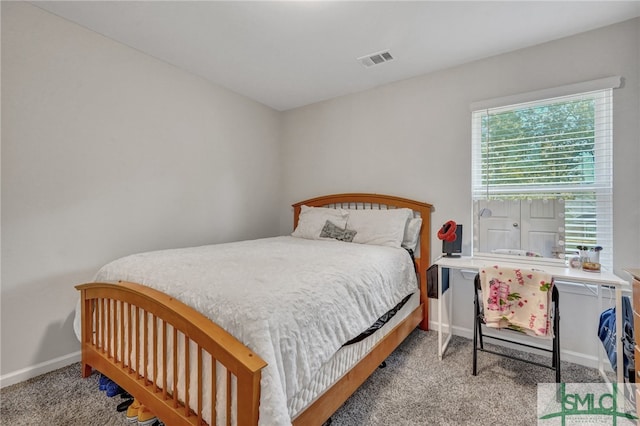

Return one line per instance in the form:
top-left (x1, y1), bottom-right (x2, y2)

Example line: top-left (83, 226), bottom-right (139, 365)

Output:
top-left (226, 370), bottom-right (232, 426)
top-left (184, 333), bottom-right (190, 417)
top-left (172, 326), bottom-right (178, 409)
top-left (211, 356), bottom-right (217, 425)
top-left (143, 311), bottom-right (148, 382)
top-left (197, 345), bottom-right (203, 424)
top-left (162, 321), bottom-right (168, 400)
top-left (152, 315), bottom-right (158, 393)
top-left (119, 302), bottom-right (125, 369)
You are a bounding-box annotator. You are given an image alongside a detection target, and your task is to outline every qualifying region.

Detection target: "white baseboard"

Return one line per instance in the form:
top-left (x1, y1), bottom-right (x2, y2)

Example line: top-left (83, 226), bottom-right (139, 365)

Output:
top-left (0, 351), bottom-right (81, 389)
top-left (428, 321), bottom-right (603, 370)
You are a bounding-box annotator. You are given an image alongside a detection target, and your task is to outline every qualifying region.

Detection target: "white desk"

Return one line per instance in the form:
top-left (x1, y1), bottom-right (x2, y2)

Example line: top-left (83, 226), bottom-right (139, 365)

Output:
top-left (434, 255), bottom-right (631, 383)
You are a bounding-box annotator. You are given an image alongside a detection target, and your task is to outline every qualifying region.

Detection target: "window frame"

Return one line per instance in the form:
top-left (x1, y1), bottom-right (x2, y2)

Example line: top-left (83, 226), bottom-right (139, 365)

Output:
top-left (470, 78), bottom-right (619, 270)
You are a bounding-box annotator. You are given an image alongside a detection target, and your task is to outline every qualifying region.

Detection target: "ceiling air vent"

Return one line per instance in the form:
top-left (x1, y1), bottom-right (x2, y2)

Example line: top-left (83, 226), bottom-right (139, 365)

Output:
top-left (357, 50), bottom-right (394, 68)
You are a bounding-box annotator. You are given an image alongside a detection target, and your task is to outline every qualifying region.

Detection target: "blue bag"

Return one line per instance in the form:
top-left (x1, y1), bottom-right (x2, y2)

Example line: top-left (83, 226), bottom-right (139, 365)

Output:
top-left (598, 296), bottom-right (635, 378)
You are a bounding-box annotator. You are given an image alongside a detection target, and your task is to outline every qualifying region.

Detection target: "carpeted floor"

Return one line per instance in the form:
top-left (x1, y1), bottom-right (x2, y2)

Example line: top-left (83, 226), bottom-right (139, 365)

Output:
top-left (0, 330), bottom-right (608, 425)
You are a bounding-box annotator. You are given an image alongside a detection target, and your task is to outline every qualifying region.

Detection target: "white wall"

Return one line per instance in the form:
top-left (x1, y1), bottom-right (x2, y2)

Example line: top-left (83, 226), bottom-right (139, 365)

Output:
top-left (281, 18), bottom-right (640, 366)
top-left (1, 2), bottom-right (282, 382)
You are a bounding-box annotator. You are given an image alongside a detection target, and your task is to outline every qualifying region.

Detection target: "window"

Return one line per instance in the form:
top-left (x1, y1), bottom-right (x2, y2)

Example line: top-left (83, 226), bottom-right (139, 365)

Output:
top-left (471, 79), bottom-right (618, 270)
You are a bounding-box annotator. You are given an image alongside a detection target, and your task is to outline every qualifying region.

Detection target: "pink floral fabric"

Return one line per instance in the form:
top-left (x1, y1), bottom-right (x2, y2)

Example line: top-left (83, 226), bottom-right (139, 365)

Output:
top-left (480, 265), bottom-right (554, 338)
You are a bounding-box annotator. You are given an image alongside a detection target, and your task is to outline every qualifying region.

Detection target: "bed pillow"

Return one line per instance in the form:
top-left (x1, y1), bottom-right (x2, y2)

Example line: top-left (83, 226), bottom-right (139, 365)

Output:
top-left (402, 217), bottom-right (423, 252)
top-left (292, 205), bottom-right (349, 240)
top-left (320, 220), bottom-right (357, 242)
top-left (346, 208), bottom-right (413, 248)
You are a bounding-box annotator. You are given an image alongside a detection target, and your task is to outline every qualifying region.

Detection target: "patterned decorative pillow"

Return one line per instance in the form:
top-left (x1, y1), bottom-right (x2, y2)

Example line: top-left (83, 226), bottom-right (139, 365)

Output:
top-left (292, 205), bottom-right (349, 240)
top-left (320, 220), bottom-right (357, 242)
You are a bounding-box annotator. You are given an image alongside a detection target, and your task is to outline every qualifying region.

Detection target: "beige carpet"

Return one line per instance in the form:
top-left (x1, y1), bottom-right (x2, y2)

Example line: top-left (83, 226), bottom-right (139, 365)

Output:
top-left (0, 330), bottom-right (608, 425)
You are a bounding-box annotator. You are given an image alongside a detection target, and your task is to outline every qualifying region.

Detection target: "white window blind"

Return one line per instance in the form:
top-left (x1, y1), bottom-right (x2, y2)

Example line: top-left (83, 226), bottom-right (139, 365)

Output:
top-left (472, 86), bottom-right (614, 269)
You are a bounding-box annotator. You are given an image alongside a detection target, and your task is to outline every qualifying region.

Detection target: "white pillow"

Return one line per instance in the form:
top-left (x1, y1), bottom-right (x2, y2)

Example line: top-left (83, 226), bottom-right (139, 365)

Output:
top-left (402, 217), bottom-right (422, 251)
top-left (346, 208), bottom-right (413, 248)
top-left (292, 205), bottom-right (349, 240)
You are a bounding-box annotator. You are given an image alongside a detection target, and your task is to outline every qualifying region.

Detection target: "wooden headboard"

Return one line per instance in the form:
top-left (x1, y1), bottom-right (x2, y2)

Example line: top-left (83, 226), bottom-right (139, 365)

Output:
top-left (292, 193), bottom-right (433, 330)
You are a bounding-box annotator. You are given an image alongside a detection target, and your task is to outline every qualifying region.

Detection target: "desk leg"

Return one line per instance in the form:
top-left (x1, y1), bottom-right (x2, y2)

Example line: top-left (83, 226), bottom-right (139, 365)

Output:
top-left (438, 266), bottom-right (443, 359)
top-left (597, 285), bottom-right (625, 384)
top-left (438, 266), bottom-right (453, 360)
top-left (598, 284), bottom-right (605, 379)
top-left (615, 287), bottom-right (624, 384)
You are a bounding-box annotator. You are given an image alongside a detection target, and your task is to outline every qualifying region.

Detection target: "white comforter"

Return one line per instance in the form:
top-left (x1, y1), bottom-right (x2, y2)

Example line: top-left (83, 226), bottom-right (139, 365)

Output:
top-left (80, 236), bottom-right (418, 425)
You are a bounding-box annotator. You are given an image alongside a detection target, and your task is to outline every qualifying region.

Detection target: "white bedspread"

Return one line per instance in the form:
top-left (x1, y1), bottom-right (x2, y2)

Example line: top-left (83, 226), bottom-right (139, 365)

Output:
top-left (79, 236), bottom-right (417, 425)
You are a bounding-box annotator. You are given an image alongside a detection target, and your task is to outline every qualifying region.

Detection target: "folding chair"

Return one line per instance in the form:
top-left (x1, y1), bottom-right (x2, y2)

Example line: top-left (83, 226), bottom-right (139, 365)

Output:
top-left (472, 267), bottom-right (560, 383)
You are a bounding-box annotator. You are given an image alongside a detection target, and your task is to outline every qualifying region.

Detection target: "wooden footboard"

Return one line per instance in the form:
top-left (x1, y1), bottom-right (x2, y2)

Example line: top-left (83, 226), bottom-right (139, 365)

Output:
top-left (76, 281), bottom-right (267, 426)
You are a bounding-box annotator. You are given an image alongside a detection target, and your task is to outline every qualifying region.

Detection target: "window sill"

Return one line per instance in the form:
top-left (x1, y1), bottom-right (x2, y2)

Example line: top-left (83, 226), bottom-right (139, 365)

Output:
top-left (472, 252), bottom-right (566, 268)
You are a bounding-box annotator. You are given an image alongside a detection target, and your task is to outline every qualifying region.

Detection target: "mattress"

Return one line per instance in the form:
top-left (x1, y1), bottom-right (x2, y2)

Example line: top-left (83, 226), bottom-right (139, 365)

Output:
top-left (289, 290), bottom-right (420, 417)
top-left (74, 236), bottom-right (418, 425)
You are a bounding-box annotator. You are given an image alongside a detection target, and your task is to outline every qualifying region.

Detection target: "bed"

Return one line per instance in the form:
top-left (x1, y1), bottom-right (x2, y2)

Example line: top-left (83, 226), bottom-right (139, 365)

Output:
top-left (75, 193), bottom-right (432, 425)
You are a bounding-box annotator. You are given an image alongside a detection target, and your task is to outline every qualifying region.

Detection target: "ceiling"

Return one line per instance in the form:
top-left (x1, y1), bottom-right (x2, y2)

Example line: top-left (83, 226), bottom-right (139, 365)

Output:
top-left (32, 1), bottom-right (640, 111)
